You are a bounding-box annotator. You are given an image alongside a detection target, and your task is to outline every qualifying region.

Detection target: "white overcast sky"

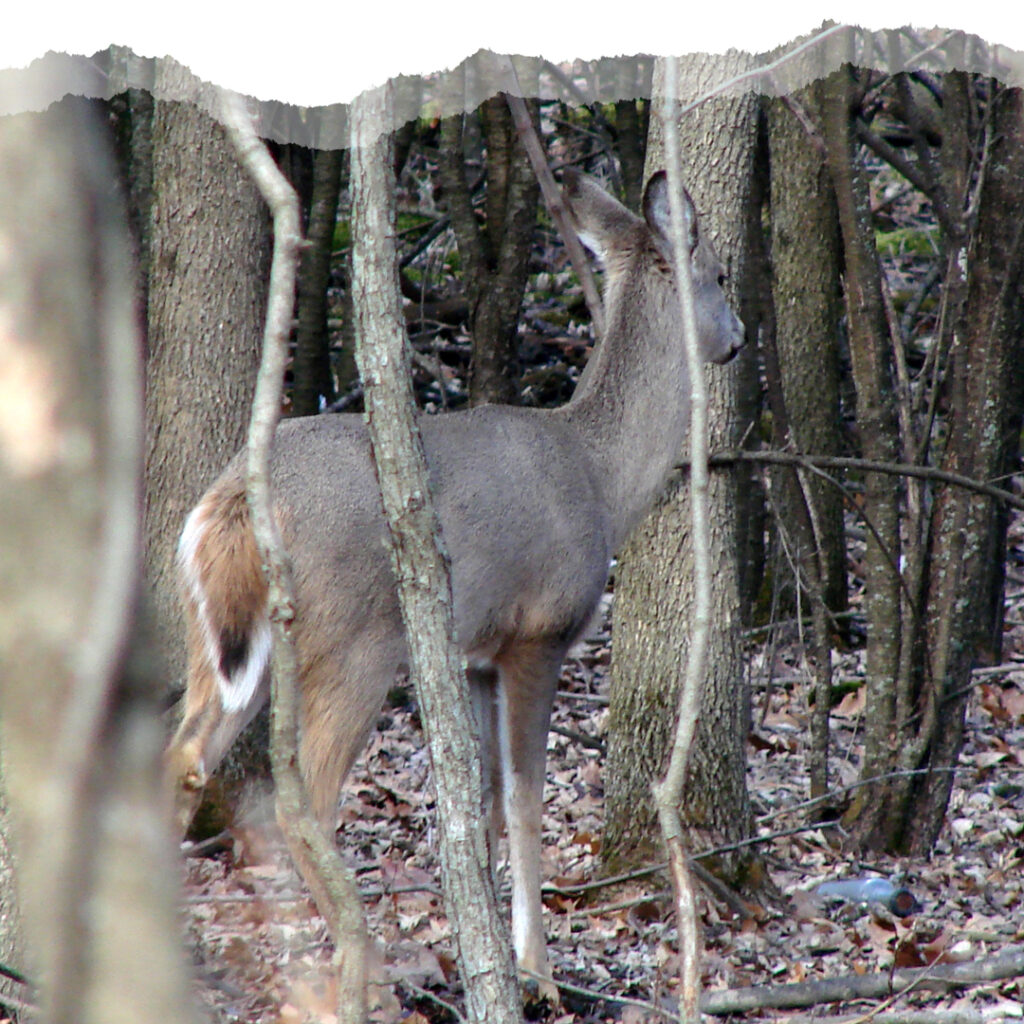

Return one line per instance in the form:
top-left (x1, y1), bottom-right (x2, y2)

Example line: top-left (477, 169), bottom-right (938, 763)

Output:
top-left (1, 1), bottom-right (1022, 107)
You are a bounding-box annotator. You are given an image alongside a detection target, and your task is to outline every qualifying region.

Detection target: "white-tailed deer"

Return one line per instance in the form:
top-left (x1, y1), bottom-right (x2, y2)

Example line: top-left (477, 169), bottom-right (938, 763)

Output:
top-left (165, 169), bottom-right (743, 995)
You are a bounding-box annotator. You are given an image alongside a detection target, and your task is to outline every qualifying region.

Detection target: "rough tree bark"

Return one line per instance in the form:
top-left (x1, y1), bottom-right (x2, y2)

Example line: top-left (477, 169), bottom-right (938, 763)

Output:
top-left (765, 82), bottom-right (847, 797)
top-left (0, 777), bottom-right (24, 1015)
top-left (767, 86), bottom-right (847, 615)
top-left (820, 65), bottom-right (905, 847)
top-left (605, 53), bottom-right (761, 888)
top-left (109, 85), bottom-right (155, 322)
top-left (144, 58), bottom-right (271, 687)
top-left (818, 66), bottom-right (1024, 852)
top-left (350, 84), bottom-right (524, 1024)
top-left (905, 81), bottom-right (1024, 852)
top-left (0, 96), bottom-right (199, 1024)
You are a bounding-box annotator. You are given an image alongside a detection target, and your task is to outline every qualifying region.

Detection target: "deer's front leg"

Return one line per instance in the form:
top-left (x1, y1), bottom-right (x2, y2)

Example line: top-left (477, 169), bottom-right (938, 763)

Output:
top-left (496, 644), bottom-right (563, 1004)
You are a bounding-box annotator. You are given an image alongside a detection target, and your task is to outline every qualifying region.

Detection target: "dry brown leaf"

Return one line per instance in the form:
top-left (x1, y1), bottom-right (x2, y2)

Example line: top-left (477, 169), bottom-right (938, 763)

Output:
top-left (831, 686), bottom-right (866, 718)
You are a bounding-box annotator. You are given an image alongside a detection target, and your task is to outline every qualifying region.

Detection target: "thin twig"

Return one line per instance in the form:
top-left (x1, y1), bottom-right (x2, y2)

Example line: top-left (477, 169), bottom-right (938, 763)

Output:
top-left (183, 892), bottom-right (312, 905)
top-left (0, 963), bottom-right (29, 988)
top-left (567, 892), bottom-right (671, 918)
top-left (781, 94), bottom-right (828, 157)
top-left (699, 449), bottom-right (1024, 512)
top-left (693, 820), bottom-right (842, 860)
top-left (752, 768), bottom-right (963, 828)
top-left (854, 120), bottom-right (940, 210)
top-left (654, 54), bottom-right (710, 1024)
top-left (0, 990), bottom-right (40, 1017)
top-left (548, 723), bottom-right (606, 753)
top-left (676, 23), bottom-right (852, 121)
top-left (555, 689), bottom-right (609, 705)
top-left (543, 862), bottom-right (669, 896)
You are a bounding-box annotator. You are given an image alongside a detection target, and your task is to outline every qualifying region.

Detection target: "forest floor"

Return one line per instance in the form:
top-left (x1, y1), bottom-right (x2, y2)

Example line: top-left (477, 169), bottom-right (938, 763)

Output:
top-left (177, 139), bottom-right (1024, 1024)
top-left (179, 511), bottom-right (1024, 1024)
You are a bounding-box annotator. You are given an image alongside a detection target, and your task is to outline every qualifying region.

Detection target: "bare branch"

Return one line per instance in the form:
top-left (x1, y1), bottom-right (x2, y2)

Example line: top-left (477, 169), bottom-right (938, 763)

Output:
top-left (349, 82), bottom-right (523, 1024)
top-left (700, 448), bottom-right (1024, 512)
top-left (502, 62), bottom-right (606, 338)
top-left (651, 54), bottom-right (710, 1024)
top-left (854, 119), bottom-right (950, 227)
top-left (217, 88), bottom-right (369, 1024)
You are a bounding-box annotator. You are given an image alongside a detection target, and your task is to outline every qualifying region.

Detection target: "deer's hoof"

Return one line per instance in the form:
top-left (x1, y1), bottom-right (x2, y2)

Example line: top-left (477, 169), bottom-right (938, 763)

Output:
top-left (521, 972), bottom-right (560, 1015)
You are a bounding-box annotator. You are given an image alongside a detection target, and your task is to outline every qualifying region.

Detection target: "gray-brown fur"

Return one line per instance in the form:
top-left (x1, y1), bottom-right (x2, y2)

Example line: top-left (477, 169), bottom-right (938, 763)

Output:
top-left (164, 170), bottom-right (744, 992)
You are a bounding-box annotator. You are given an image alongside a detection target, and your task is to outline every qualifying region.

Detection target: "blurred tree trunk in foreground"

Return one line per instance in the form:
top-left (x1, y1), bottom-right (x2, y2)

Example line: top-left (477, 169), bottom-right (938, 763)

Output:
top-left (0, 97), bottom-right (199, 1024)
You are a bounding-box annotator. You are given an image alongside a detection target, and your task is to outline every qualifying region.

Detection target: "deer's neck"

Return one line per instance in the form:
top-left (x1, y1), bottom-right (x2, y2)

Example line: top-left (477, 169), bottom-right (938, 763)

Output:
top-left (557, 273), bottom-right (692, 552)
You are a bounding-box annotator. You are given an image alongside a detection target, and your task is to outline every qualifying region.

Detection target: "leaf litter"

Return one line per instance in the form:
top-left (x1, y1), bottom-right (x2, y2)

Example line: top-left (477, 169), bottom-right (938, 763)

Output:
top-left (180, 510), bottom-right (1024, 1023)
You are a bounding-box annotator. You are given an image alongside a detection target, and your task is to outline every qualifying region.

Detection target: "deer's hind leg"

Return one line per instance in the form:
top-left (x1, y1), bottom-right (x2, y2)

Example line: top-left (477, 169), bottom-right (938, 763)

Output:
top-left (467, 663), bottom-right (504, 867)
top-left (164, 614), bottom-right (272, 835)
top-left (297, 633), bottom-right (408, 829)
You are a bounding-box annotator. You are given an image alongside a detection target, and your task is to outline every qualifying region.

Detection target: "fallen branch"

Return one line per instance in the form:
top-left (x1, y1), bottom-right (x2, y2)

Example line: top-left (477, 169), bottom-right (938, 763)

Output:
top-left (786, 1012), bottom-right (988, 1024)
top-left (700, 945), bottom-right (1024, 1015)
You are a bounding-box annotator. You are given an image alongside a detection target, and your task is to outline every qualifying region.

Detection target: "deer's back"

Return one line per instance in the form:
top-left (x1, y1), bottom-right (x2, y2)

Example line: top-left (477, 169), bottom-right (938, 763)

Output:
top-left (260, 408), bottom-right (613, 658)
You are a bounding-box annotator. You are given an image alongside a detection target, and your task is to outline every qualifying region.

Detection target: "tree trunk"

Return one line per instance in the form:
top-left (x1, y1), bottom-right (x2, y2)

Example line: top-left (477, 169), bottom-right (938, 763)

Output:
top-left (614, 98), bottom-right (646, 211)
top-left (767, 86), bottom-right (847, 618)
top-left (605, 54), bottom-right (760, 887)
top-left (907, 83), bottom-right (1024, 852)
top-left (764, 83), bottom-right (847, 797)
top-left (439, 96), bottom-right (539, 406)
top-left (0, 776), bottom-right (24, 1015)
top-left (0, 96), bottom-right (199, 1024)
top-left (292, 146), bottom-right (342, 416)
top-left (818, 70), bottom-right (1024, 853)
top-left (144, 59), bottom-right (272, 688)
top-left (144, 59), bottom-right (273, 832)
top-left (819, 66), bottom-right (905, 848)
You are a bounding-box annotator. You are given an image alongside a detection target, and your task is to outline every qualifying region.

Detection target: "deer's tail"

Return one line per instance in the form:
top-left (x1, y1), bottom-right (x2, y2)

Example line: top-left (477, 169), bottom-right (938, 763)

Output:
top-left (177, 480), bottom-right (271, 713)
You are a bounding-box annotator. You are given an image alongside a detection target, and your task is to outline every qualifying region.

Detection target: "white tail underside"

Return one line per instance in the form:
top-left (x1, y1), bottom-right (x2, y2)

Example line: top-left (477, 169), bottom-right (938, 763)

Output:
top-left (177, 505), bottom-right (271, 713)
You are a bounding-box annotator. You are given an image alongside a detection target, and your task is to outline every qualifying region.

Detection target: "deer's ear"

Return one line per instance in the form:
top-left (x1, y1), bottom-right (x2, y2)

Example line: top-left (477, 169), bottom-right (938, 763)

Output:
top-left (643, 170), bottom-right (698, 254)
top-left (561, 170), bottom-right (635, 264)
